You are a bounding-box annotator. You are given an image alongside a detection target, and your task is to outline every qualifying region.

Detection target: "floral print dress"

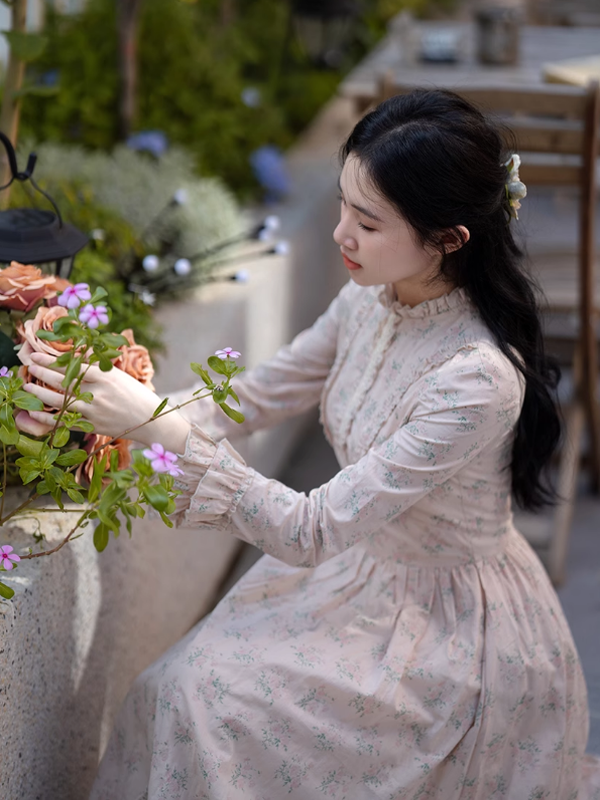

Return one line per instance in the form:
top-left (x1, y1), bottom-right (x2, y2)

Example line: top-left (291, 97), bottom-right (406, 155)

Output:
top-left (91, 281), bottom-right (600, 800)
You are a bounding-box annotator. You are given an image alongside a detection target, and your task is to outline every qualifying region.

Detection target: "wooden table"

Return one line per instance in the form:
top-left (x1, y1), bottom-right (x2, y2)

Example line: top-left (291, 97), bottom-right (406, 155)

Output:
top-left (339, 22), bottom-right (600, 113)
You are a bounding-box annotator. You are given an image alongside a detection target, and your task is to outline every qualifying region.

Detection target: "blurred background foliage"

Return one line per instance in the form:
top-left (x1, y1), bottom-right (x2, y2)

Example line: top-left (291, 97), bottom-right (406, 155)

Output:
top-left (18, 0), bottom-right (452, 200)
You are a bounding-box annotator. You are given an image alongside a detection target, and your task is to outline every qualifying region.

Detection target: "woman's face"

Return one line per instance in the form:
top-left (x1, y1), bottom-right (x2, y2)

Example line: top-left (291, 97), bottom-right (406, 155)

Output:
top-left (333, 154), bottom-right (447, 306)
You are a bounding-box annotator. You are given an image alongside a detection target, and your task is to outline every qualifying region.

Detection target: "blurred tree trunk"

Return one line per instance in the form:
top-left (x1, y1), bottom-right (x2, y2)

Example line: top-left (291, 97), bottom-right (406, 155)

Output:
top-left (220, 0), bottom-right (236, 27)
top-left (117, 0), bottom-right (143, 139)
top-left (0, 0), bottom-right (28, 207)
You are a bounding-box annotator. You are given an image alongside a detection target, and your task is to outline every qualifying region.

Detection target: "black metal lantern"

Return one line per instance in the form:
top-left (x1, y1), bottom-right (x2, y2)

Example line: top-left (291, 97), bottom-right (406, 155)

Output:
top-left (290, 0), bottom-right (360, 69)
top-left (0, 133), bottom-right (89, 279)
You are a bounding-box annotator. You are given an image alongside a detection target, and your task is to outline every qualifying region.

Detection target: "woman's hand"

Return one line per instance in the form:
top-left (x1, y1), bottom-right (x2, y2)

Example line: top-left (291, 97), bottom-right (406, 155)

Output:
top-left (21, 352), bottom-right (191, 453)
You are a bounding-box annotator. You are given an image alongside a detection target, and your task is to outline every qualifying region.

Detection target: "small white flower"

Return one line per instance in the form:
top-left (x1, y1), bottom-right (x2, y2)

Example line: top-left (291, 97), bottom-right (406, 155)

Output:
top-left (274, 240), bottom-right (289, 256)
top-left (507, 180), bottom-right (527, 200)
top-left (234, 269), bottom-right (250, 283)
top-left (173, 258), bottom-right (192, 276)
top-left (142, 254), bottom-right (160, 272)
top-left (504, 153), bottom-right (527, 220)
top-left (141, 290), bottom-right (156, 306)
top-left (258, 227), bottom-right (273, 242)
top-left (241, 87), bottom-right (262, 108)
top-left (264, 215), bottom-right (280, 231)
top-left (90, 228), bottom-right (105, 241)
top-left (173, 188), bottom-right (188, 206)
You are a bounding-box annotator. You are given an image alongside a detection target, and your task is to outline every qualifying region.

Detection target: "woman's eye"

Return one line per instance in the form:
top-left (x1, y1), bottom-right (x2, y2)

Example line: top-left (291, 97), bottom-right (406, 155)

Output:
top-left (358, 221), bottom-right (375, 232)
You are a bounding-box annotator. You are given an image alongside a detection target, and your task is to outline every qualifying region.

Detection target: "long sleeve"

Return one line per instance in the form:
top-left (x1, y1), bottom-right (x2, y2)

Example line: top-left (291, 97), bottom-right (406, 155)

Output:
top-left (171, 344), bottom-right (523, 567)
top-left (165, 282), bottom-right (350, 441)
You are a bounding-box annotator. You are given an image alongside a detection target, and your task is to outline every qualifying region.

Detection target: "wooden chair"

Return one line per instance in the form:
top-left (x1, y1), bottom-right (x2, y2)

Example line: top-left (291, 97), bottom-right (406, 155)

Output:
top-left (376, 78), bottom-right (600, 585)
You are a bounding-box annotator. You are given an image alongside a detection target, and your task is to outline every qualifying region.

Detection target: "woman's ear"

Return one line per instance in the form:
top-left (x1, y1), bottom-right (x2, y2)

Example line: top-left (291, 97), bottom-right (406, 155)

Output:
top-left (440, 225), bottom-right (470, 253)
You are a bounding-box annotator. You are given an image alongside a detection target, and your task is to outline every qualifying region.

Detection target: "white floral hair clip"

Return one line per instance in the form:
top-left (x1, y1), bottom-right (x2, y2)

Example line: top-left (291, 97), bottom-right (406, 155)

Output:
top-left (504, 153), bottom-right (527, 220)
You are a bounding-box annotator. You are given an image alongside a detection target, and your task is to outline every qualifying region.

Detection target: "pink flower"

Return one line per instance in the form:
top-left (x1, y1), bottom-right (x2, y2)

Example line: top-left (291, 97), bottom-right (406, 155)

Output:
top-left (0, 366), bottom-right (9, 377)
top-left (78, 304), bottom-right (109, 329)
top-left (142, 442), bottom-right (184, 477)
top-left (58, 283), bottom-right (92, 309)
top-left (215, 347), bottom-right (241, 360)
top-left (0, 545), bottom-right (20, 571)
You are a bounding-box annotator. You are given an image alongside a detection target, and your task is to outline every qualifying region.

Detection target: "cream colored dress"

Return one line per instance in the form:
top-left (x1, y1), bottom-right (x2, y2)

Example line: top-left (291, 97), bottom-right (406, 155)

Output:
top-left (91, 281), bottom-right (600, 800)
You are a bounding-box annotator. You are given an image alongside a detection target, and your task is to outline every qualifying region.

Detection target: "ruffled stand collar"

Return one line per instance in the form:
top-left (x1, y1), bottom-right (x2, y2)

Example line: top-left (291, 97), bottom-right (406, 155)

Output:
top-left (378, 284), bottom-right (470, 318)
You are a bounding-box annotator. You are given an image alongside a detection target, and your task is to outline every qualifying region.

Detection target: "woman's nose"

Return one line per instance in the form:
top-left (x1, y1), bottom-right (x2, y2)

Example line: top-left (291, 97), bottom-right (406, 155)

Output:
top-left (333, 219), bottom-right (357, 250)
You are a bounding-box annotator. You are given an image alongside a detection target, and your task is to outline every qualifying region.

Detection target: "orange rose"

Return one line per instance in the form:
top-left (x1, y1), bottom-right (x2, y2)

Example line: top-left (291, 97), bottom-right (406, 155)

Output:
top-left (0, 262), bottom-right (65, 312)
top-left (75, 434), bottom-right (132, 485)
top-left (16, 306), bottom-right (74, 366)
top-left (114, 328), bottom-right (155, 390)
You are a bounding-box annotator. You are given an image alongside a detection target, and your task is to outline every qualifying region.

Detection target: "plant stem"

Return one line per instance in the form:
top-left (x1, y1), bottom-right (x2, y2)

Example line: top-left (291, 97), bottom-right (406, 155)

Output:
top-left (19, 509), bottom-right (92, 560)
top-left (0, 443), bottom-right (6, 520)
top-left (81, 392), bottom-right (213, 462)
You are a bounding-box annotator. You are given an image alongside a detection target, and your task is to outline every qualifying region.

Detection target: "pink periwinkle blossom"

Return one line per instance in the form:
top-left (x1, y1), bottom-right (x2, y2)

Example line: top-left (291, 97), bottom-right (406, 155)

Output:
top-left (0, 545), bottom-right (20, 571)
top-left (142, 443), bottom-right (184, 477)
top-left (78, 304), bottom-right (109, 329)
top-left (0, 366), bottom-right (10, 377)
top-left (58, 283), bottom-right (92, 309)
top-left (215, 347), bottom-right (241, 360)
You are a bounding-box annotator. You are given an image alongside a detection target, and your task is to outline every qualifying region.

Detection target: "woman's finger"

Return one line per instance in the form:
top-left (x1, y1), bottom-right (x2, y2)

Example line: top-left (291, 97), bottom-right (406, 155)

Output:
top-left (27, 363), bottom-right (66, 390)
top-left (15, 410), bottom-right (55, 437)
top-left (24, 382), bottom-right (67, 409)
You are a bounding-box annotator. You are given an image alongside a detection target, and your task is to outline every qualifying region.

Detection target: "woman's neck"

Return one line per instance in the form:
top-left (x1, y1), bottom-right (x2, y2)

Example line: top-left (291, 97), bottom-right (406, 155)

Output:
top-left (392, 274), bottom-right (455, 309)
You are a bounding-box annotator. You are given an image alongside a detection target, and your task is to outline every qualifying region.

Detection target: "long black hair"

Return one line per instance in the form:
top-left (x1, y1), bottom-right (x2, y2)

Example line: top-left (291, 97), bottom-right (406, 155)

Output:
top-left (341, 88), bottom-right (561, 511)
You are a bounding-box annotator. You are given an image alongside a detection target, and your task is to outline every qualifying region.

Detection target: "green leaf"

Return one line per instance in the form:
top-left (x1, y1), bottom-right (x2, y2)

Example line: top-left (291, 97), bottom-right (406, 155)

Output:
top-left (16, 435), bottom-right (44, 457)
top-left (72, 420), bottom-right (95, 433)
top-left (66, 487), bottom-right (85, 504)
top-left (55, 448), bottom-right (88, 466)
top-left (0, 424), bottom-right (19, 445)
top-left (93, 523), bottom-right (109, 552)
top-left (152, 397), bottom-right (169, 418)
top-left (219, 403), bottom-right (245, 424)
top-left (212, 387), bottom-right (228, 404)
top-left (36, 480), bottom-right (51, 495)
top-left (227, 387), bottom-right (240, 405)
top-left (190, 363), bottom-right (213, 386)
top-left (12, 391), bottom-right (44, 411)
top-left (1, 30), bottom-right (48, 62)
top-left (36, 330), bottom-right (61, 341)
top-left (100, 332), bottom-right (128, 348)
top-left (88, 454), bottom-right (107, 502)
top-left (0, 581), bottom-right (15, 600)
top-left (90, 286), bottom-right (108, 304)
top-left (53, 352), bottom-right (72, 367)
top-left (143, 483), bottom-right (170, 513)
top-left (63, 355), bottom-right (83, 388)
top-left (78, 392), bottom-right (94, 404)
top-left (53, 316), bottom-right (80, 334)
top-left (207, 355), bottom-right (228, 376)
top-left (98, 354), bottom-right (113, 372)
top-left (52, 426), bottom-right (70, 448)
top-left (19, 468), bottom-right (41, 484)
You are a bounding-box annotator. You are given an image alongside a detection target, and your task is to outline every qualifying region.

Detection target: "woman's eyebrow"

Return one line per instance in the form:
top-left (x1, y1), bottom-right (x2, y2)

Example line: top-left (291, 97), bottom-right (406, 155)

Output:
top-left (337, 177), bottom-right (383, 223)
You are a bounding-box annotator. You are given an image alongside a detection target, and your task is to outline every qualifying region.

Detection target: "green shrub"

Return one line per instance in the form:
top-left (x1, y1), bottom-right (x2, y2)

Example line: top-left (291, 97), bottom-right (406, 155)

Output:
top-left (19, 0), bottom-right (450, 198)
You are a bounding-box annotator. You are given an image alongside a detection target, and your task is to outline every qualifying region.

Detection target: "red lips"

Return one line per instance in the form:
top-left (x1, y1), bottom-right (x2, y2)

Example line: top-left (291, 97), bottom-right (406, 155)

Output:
top-left (341, 253), bottom-right (362, 271)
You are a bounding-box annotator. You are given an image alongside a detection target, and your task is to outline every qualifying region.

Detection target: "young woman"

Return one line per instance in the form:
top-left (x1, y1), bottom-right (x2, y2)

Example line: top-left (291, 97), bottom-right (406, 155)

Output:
top-left (23, 90), bottom-right (600, 798)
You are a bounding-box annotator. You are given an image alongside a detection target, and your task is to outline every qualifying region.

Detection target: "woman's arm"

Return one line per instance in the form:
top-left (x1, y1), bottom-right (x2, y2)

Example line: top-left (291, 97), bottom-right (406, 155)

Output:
top-left (162, 282), bottom-right (350, 440)
top-left (171, 344), bottom-right (524, 567)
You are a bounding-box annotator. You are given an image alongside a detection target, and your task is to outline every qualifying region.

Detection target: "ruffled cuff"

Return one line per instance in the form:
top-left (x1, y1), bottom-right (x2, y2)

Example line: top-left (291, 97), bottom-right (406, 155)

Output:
top-left (172, 425), bottom-right (254, 529)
